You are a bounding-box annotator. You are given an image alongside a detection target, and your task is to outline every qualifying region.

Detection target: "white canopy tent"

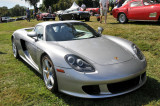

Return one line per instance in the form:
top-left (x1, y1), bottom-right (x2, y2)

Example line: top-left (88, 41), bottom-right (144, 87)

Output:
top-left (66, 2), bottom-right (80, 11)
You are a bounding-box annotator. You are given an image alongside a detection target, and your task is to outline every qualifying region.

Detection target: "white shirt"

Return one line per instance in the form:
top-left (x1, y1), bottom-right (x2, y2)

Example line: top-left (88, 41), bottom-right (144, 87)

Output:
top-left (99, 0), bottom-right (109, 9)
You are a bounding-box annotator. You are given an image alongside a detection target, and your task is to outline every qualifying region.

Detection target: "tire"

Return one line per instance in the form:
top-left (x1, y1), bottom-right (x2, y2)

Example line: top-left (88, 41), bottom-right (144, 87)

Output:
top-left (59, 16), bottom-right (63, 21)
top-left (12, 38), bottom-right (19, 59)
top-left (36, 17), bottom-right (39, 21)
top-left (90, 10), bottom-right (94, 16)
top-left (85, 17), bottom-right (90, 21)
top-left (42, 55), bottom-right (58, 92)
top-left (118, 13), bottom-right (128, 24)
top-left (97, 18), bottom-right (100, 21)
top-left (72, 15), bottom-right (76, 20)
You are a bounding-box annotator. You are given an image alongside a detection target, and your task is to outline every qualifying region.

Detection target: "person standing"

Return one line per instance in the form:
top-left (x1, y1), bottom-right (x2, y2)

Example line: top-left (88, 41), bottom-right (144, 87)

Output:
top-left (117, 0), bottom-right (123, 8)
top-left (33, 9), bottom-right (36, 19)
top-left (48, 6), bottom-right (52, 14)
top-left (99, 0), bottom-right (109, 24)
top-left (81, 4), bottom-right (86, 11)
top-left (26, 8), bottom-right (30, 22)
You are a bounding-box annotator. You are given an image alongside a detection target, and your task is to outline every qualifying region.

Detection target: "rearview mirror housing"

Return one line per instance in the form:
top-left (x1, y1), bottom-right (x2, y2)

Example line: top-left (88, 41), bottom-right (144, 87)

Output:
top-left (27, 32), bottom-right (37, 37)
top-left (98, 27), bottom-right (104, 34)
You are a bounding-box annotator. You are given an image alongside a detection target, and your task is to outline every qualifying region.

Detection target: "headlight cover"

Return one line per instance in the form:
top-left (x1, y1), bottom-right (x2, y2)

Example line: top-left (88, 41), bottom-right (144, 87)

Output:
top-left (132, 44), bottom-right (144, 60)
top-left (65, 54), bottom-right (95, 72)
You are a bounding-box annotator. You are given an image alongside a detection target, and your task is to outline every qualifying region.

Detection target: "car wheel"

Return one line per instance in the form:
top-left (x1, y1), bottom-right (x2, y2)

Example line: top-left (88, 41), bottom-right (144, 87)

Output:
top-left (36, 17), bottom-right (39, 21)
top-left (12, 38), bottom-right (19, 59)
top-left (59, 16), bottom-right (63, 21)
top-left (118, 13), bottom-right (128, 24)
top-left (72, 15), bottom-right (76, 20)
top-left (97, 17), bottom-right (100, 21)
top-left (90, 10), bottom-right (94, 16)
top-left (85, 17), bottom-right (90, 21)
top-left (42, 55), bottom-right (58, 92)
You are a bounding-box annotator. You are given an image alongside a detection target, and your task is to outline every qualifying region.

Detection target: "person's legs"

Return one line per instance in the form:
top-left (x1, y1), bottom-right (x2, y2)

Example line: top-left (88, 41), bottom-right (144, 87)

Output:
top-left (100, 15), bottom-right (103, 23)
top-left (100, 8), bottom-right (103, 23)
top-left (27, 16), bottom-right (28, 21)
top-left (29, 15), bottom-right (30, 22)
top-left (104, 15), bottom-right (107, 24)
top-left (104, 9), bottom-right (107, 24)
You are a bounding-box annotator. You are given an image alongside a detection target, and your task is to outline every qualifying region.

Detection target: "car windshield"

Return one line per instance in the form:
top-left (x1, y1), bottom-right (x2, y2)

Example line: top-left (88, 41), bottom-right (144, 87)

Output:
top-left (46, 23), bottom-right (101, 41)
top-left (143, 0), bottom-right (158, 5)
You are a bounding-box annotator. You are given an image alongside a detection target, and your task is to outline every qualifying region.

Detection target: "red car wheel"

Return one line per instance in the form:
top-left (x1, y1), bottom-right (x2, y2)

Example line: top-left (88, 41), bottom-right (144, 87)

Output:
top-left (118, 13), bottom-right (128, 24)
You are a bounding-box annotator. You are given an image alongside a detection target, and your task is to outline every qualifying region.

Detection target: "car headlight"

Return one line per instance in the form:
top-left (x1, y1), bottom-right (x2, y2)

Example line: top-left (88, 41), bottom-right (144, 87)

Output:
top-left (132, 44), bottom-right (144, 60)
top-left (65, 54), bottom-right (95, 72)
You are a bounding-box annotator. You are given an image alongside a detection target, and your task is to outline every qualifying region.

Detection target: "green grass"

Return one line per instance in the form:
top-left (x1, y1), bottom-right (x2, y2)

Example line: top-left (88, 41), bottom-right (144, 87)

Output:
top-left (0, 15), bottom-right (160, 106)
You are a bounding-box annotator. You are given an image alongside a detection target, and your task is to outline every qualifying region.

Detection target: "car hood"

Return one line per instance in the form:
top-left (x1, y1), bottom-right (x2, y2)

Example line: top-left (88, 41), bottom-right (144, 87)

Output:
top-left (57, 37), bottom-right (133, 65)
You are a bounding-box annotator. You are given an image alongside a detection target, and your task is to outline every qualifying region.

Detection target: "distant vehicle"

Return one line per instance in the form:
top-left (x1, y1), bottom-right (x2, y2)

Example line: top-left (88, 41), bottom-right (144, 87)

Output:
top-left (57, 1), bottom-right (90, 21)
top-left (80, 8), bottom-right (100, 16)
top-left (112, 0), bottom-right (160, 23)
top-left (16, 16), bottom-right (27, 21)
top-left (36, 13), bottom-right (55, 21)
top-left (1, 17), bottom-right (15, 22)
top-left (58, 11), bottom-right (90, 21)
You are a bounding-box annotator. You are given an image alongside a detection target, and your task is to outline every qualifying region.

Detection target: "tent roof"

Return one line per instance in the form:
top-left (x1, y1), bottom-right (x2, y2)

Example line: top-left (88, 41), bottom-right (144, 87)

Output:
top-left (66, 2), bottom-right (80, 11)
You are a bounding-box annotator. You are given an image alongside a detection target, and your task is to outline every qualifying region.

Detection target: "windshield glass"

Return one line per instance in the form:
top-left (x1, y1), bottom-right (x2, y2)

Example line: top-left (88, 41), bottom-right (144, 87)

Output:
top-left (143, 0), bottom-right (158, 5)
top-left (46, 23), bottom-right (101, 41)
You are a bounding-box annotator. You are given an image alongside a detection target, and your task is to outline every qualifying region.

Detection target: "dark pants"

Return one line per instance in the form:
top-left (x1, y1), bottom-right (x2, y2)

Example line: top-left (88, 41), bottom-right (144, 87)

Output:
top-left (27, 15), bottom-right (30, 22)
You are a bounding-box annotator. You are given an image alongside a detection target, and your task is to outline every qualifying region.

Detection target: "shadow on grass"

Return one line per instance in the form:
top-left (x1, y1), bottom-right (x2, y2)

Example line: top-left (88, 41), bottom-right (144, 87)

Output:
top-left (0, 51), bottom-right (7, 54)
top-left (17, 58), bottom-right (43, 80)
top-left (17, 58), bottom-right (160, 105)
top-left (54, 76), bottom-right (160, 106)
top-left (110, 21), bottom-right (160, 26)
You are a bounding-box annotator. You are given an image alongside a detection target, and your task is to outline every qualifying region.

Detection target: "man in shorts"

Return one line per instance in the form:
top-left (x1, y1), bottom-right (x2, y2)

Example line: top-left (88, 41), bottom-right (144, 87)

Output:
top-left (99, 0), bottom-right (109, 24)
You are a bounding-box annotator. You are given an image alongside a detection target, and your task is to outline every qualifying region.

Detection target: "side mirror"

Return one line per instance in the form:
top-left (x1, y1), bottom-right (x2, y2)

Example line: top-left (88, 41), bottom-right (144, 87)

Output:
top-left (98, 27), bottom-right (104, 34)
top-left (27, 32), bottom-right (37, 37)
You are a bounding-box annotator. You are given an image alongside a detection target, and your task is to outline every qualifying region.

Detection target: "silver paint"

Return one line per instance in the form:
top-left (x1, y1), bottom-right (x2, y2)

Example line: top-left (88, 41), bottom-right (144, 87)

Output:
top-left (12, 21), bottom-right (147, 98)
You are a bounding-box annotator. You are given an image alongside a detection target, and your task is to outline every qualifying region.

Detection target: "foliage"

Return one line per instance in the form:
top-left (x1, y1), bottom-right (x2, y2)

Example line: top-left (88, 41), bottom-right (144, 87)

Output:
top-left (25, 0), bottom-right (40, 11)
top-left (0, 5), bottom-right (26, 17)
top-left (43, 0), bottom-right (58, 9)
top-left (11, 5), bottom-right (26, 17)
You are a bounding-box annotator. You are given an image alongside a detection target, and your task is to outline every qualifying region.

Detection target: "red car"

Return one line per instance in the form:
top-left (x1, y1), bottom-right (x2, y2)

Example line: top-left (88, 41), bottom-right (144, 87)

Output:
top-left (36, 13), bottom-right (55, 21)
top-left (112, 0), bottom-right (160, 23)
top-left (80, 8), bottom-right (100, 15)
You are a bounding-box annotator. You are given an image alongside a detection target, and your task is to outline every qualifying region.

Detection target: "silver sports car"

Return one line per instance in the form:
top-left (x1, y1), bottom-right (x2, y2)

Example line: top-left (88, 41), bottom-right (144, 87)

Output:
top-left (12, 21), bottom-right (147, 98)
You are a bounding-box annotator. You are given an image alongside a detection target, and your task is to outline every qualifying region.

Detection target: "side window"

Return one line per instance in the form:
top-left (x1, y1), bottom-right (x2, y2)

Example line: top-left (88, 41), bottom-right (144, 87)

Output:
top-left (130, 1), bottom-right (143, 7)
top-left (34, 26), bottom-right (44, 40)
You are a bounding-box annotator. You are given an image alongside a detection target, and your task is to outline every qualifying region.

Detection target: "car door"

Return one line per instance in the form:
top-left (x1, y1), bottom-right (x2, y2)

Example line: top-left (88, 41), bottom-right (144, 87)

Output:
top-left (144, 5), bottom-right (158, 20)
top-left (127, 1), bottom-right (145, 20)
top-left (26, 25), bottom-right (44, 68)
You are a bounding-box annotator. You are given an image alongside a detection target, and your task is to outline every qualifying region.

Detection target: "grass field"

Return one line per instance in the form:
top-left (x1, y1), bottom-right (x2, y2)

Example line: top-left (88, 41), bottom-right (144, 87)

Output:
top-left (0, 15), bottom-right (160, 106)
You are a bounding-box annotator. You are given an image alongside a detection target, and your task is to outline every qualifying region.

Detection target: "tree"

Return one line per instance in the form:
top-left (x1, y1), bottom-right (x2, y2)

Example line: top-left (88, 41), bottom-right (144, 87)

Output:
top-left (25, 0), bottom-right (39, 11)
top-left (0, 6), bottom-right (8, 16)
top-left (43, 0), bottom-right (58, 9)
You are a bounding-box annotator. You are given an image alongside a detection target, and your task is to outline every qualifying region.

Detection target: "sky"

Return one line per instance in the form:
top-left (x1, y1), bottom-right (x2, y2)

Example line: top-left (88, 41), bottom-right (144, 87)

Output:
top-left (0, 0), bottom-right (43, 9)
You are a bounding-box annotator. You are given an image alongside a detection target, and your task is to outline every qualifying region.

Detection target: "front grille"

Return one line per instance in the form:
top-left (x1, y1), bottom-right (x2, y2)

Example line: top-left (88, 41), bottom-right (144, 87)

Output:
top-left (82, 72), bottom-right (146, 95)
top-left (82, 85), bottom-right (100, 95)
top-left (107, 75), bottom-right (142, 94)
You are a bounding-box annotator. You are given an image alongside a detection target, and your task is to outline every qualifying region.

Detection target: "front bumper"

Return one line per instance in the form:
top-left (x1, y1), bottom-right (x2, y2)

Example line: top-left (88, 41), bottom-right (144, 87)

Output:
top-left (43, 17), bottom-right (55, 20)
top-left (55, 58), bottom-right (147, 98)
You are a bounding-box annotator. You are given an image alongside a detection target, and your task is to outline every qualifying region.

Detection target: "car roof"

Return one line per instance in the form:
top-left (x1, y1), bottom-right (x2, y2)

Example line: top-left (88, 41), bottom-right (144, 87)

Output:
top-left (37, 20), bottom-right (83, 26)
